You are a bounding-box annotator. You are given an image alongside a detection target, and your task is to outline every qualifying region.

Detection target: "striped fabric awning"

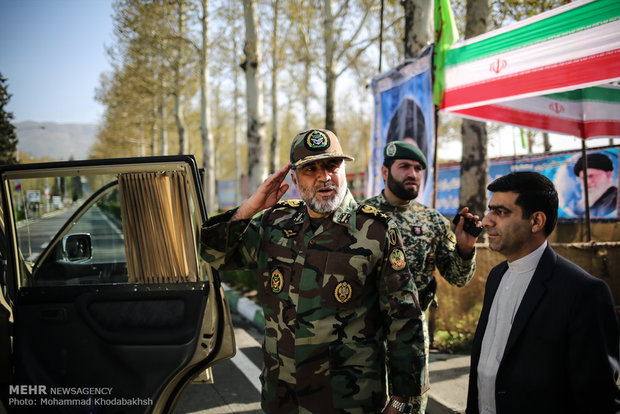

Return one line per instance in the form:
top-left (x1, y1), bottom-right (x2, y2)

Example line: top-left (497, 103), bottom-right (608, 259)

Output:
top-left (440, 0), bottom-right (620, 139)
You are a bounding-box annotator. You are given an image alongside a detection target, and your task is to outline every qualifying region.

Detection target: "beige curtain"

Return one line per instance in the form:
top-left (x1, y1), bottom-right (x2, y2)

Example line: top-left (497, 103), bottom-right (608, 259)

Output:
top-left (118, 171), bottom-right (198, 283)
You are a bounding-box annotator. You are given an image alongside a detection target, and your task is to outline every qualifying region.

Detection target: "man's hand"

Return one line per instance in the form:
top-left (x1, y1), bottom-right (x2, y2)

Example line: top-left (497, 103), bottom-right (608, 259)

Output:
top-left (231, 163), bottom-right (292, 221)
top-left (453, 206), bottom-right (481, 259)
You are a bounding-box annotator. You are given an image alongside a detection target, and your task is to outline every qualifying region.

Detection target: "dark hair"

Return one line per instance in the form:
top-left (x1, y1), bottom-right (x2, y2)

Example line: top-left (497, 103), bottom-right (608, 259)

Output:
top-left (487, 171), bottom-right (558, 236)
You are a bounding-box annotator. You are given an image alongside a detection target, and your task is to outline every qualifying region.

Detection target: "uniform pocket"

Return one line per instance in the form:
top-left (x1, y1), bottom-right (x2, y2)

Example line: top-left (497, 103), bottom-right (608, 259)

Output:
top-left (322, 253), bottom-right (368, 309)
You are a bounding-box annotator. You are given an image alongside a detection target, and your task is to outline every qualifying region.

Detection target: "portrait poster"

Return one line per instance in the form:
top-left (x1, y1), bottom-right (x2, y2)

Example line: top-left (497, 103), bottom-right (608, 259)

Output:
top-left (436, 147), bottom-right (619, 220)
top-left (367, 46), bottom-right (435, 205)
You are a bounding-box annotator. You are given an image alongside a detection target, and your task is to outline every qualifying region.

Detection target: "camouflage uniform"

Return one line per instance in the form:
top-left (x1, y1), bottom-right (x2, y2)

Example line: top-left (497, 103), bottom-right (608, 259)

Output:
top-left (201, 190), bottom-right (428, 413)
top-left (365, 191), bottom-right (476, 413)
top-left (364, 191), bottom-right (475, 302)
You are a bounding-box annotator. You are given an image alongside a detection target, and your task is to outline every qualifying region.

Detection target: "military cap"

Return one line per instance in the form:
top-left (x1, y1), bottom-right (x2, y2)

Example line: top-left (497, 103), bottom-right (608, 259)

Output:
top-left (290, 129), bottom-right (354, 169)
top-left (384, 140), bottom-right (427, 169)
top-left (573, 153), bottom-right (613, 176)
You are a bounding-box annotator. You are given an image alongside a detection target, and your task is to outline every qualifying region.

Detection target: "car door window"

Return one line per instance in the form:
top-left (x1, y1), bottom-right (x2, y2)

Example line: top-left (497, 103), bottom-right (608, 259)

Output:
top-left (6, 168), bottom-right (203, 288)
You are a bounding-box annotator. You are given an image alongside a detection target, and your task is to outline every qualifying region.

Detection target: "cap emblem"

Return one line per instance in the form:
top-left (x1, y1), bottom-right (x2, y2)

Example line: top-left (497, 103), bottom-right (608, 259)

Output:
top-left (306, 130), bottom-right (330, 150)
top-left (386, 142), bottom-right (397, 157)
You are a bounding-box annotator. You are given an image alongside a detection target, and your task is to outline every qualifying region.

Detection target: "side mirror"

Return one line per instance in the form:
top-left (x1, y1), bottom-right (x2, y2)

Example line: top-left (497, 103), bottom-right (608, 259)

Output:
top-left (62, 233), bottom-right (92, 262)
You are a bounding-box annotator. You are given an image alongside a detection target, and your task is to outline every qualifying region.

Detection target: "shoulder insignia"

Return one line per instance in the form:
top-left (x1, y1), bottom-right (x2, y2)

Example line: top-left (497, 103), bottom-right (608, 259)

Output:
top-left (389, 228), bottom-right (398, 246)
top-left (389, 248), bottom-right (407, 271)
top-left (337, 213), bottom-right (351, 224)
top-left (293, 211), bottom-right (305, 223)
top-left (277, 199), bottom-right (303, 208)
top-left (358, 204), bottom-right (391, 225)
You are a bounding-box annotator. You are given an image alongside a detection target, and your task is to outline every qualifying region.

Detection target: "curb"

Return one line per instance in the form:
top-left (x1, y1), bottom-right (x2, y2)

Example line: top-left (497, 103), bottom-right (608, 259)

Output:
top-left (222, 283), bottom-right (264, 330)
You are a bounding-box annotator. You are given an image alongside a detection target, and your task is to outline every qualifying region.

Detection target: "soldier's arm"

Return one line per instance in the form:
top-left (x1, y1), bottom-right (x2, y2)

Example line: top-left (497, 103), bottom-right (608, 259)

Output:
top-left (378, 222), bottom-right (428, 400)
top-left (436, 211), bottom-right (476, 288)
top-left (200, 208), bottom-right (262, 271)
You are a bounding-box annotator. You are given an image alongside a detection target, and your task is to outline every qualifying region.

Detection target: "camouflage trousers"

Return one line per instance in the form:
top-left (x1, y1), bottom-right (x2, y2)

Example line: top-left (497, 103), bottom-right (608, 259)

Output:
top-left (410, 312), bottom-right (429, 414)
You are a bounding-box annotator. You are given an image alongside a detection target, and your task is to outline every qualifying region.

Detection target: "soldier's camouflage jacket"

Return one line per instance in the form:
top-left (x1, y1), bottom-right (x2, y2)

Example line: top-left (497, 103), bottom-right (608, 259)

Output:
top-left (201, 190), bottom-right (427, 413)
top-left (364, 192), bottom-right (475, 309)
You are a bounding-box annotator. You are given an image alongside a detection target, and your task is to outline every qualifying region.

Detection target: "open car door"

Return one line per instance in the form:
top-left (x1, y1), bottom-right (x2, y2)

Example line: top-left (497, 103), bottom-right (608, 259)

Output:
top-left (0, 155), bottom-right (235, 413)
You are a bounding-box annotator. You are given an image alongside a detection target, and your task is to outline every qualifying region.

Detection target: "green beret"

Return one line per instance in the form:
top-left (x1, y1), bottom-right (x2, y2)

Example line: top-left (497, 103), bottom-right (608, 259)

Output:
top-left (384, 140), bottom-right (427, 169)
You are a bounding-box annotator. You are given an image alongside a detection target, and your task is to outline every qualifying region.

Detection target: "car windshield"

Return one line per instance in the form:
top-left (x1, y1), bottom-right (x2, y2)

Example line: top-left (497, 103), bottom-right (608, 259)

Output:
top-left (4, 163), bottom-right (203, 288)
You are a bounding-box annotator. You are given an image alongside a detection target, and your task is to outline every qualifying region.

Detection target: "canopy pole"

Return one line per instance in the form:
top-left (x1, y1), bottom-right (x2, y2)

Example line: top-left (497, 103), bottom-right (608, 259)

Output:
top-left (433, 106), bottom-right (439, 209)
top-left (580, 139), bottom-right (592, 242)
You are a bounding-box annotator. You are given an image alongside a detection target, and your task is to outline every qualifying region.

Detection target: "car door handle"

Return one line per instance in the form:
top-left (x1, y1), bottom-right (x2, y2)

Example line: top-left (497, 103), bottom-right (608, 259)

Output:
top-left (40, 308), bottom-right (66, 321)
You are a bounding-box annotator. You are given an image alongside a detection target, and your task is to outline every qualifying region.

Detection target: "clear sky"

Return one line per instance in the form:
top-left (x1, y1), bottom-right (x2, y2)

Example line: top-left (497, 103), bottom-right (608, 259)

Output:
top-left (0, 0), bottom-right (114, 124)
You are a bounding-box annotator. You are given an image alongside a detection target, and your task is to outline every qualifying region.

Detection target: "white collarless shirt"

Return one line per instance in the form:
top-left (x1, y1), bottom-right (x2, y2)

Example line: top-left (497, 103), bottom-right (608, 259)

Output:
top-left (477, 241), bottom-right (547, 414)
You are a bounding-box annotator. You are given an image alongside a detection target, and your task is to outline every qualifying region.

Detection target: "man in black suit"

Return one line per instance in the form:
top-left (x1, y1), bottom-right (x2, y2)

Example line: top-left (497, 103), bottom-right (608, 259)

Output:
top-left (466, 171), bottom-right (620, 414)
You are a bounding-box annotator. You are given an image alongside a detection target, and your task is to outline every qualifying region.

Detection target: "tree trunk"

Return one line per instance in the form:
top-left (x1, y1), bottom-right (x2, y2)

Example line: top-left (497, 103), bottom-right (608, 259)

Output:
top-left (460, 119), bottom-right (488, 215)
top-left (243, 0), bottom-right (267, 193)
top-left (459, 0), bottom-right (490, 216)
top-left (174, 1), bottom-right (187, 155)
top-left (543, 132), bottom-right (551, 153)
top-left (402, 0), bottom-right (433, 58)
top-left (200, 0), bottom-right (217, 213)
top-left (159, 96), bottom-right (167, 156)
top-left (233, 30), bottom-right (242, 204)
top-left (323, 0), bottom-right (336, 133)
top-left (269, 0), bottom-right (280, 174)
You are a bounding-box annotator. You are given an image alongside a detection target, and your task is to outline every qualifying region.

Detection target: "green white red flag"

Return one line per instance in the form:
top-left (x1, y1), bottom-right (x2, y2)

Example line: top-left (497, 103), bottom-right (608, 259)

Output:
top-left (440, 0), bottom-right (620, 139)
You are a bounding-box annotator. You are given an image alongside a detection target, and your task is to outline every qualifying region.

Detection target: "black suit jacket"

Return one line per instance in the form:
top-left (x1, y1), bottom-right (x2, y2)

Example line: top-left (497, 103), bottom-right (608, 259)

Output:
top-left (466, 245), bottom-right (620, 414)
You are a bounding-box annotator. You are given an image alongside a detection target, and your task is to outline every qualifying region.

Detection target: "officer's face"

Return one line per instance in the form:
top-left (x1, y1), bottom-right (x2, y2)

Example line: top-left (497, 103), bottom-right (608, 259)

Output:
top-left (481, 191), bottom-right (536, 262)
top-left (383, 159), bottom-right (424, 201)
top-left (292, 158), bottom-right (347, 217)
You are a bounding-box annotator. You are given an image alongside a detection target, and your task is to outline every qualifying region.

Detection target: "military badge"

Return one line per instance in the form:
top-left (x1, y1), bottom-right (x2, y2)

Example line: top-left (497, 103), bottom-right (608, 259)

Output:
top-left (386, 142), bottom-right (397, 157)
top-left (389, 248), bottom-right (406, 271)
top-left (427, 253), bottom-right (436, 267)
top-left (279, 199), bottom-right (302, 208)
top-left (389, 228), bottom-right (398, 246)
top-left (337, 213), bottom-right (351, 224)
top-left (293, 211), bottom-right (304, 223)
top-left (361, 205), bottom-right (379, 215)
top-left (283, 229), bottom-right (297, 238)
top-left (270, 269), bottom-right (284, 294)
top-left (334, 281), bottom-right (352, 304)
top-left (413, 226), bottom-right (422, 236)
top-left (305, 130), bottom-right (330, 150)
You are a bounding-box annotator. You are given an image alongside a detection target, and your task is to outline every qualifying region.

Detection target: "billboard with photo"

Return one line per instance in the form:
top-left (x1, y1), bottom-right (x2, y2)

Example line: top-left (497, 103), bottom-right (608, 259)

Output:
top-left (367, 47), bottom-right (435, 205)
top-left (436, 147), bottom-right (619, 220)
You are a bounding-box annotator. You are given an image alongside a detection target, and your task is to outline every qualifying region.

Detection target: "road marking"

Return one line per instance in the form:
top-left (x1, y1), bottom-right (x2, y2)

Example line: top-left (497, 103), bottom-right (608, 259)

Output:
top-left (230, 327), bottom-right (262, 393)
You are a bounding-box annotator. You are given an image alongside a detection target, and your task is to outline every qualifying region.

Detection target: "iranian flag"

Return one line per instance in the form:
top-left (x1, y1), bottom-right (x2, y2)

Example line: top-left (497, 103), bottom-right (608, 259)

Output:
top-left (440, 0), bottom-right (620, 139)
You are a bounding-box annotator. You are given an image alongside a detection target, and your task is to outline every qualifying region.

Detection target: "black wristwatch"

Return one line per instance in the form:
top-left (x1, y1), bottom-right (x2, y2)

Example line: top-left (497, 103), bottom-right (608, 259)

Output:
top-left (389, 397), bottom-right (413, 414)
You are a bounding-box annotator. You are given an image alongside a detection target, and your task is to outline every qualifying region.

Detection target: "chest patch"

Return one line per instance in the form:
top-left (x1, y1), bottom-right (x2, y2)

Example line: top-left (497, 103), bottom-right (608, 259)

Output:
top-left (270, 268), bottom-right (284, 294)
top-left (413, 226), bottom-right (422, 236)
top-left (334, 281), bottom-right (353, 303)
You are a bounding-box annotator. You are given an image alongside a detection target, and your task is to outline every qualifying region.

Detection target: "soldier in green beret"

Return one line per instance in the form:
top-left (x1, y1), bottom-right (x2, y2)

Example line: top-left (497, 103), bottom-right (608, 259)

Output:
top-left (364, 140), bottom-right (482, 413)
top-left (201, 129), bottom-right (427, 413)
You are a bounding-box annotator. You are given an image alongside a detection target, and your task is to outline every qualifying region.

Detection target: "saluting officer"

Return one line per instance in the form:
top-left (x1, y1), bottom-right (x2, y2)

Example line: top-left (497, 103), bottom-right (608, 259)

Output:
top-left (201, 129), bottom-right (427, 414)
top-left (365, 140), bottom-right (481, 413)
